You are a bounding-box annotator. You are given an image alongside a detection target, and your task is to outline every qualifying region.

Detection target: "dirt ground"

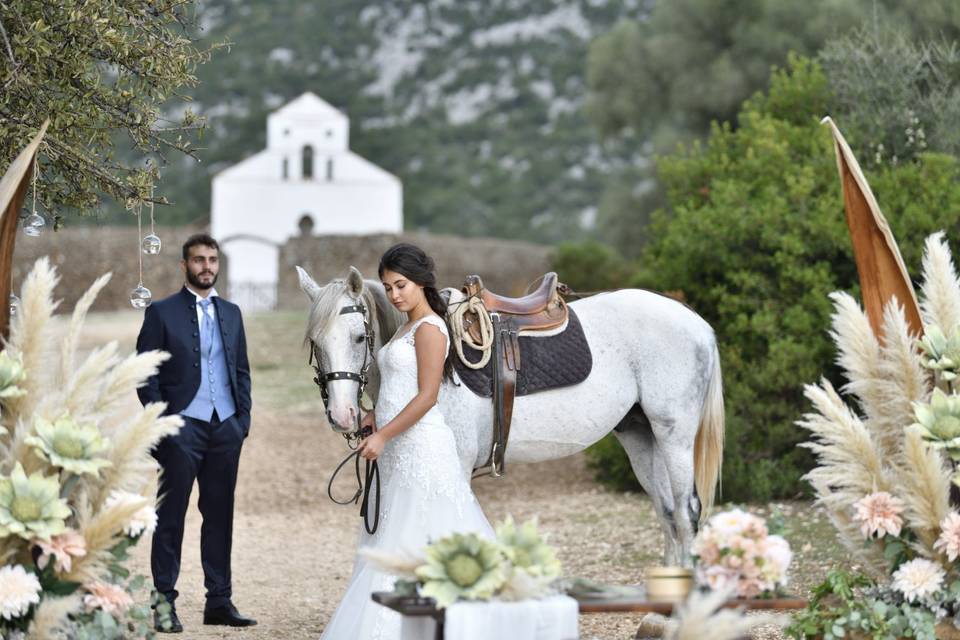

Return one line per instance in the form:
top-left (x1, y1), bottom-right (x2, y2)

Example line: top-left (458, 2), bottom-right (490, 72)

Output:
top-left (80, 310), bottom-right (836, 639)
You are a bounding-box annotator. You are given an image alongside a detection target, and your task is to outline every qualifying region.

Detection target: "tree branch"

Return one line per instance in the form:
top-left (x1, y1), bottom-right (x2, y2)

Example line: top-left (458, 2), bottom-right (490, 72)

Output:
top-left (0, 7), bottom-right (17, 67)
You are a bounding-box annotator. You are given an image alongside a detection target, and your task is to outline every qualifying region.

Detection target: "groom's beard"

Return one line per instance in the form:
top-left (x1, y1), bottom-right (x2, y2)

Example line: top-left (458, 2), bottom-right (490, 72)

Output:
top-left (186, 269), bottom-right (218, 291)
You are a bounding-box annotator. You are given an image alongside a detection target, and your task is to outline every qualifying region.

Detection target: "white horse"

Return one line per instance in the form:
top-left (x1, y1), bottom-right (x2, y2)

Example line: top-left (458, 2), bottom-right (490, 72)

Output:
top-left (297, 266), bottom-right (724, 565)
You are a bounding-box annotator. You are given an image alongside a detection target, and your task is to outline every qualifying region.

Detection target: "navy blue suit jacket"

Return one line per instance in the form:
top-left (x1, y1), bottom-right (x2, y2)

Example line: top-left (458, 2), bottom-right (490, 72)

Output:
top-left (136, 287), bottom-right (252, 433)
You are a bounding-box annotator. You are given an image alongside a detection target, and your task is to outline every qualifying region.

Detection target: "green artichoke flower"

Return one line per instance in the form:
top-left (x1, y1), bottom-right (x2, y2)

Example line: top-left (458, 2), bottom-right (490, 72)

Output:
top-left (416, 533), bottom-right (507, 608)
top-left (0, 462), bottom-right (71, 541)
top-left (911, 389), bottom-right (960, 460)
top-left (0, 350), bottom-right (26, 400)
top-left (25, 415), bottom-right (111, 476)
top-left (496, 516), bottom-right (561, 579)
top-left (920, 325), bottom-right (960, 380)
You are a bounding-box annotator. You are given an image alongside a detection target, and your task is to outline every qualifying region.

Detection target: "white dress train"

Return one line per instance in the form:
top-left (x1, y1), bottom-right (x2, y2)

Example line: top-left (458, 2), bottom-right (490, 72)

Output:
top-left (320, 315), bottom-right (493, 640)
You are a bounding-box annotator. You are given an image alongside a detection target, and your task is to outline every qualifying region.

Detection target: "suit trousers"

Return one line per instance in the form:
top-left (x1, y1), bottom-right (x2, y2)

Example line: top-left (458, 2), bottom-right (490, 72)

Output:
top-left (152, 412), bottom-right (245, 609)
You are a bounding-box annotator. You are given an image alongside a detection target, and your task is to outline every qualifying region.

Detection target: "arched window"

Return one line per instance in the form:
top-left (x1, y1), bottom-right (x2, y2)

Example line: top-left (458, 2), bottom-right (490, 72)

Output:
top-left (326, 158), bottom-right (334, 181)
top-left (302, 145), bottom-right (314, 179)
top-left (298, 214), bottom-right (315, 237)
top-left (282, 157), bottom-right (289, 180)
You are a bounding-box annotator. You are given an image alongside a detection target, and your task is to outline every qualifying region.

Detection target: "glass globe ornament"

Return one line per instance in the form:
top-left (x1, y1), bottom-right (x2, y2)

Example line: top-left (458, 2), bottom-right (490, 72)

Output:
top-left (8, 294), bottom-right (19, 317)
top-left (22, 212), bottom-right (45, 237)
top-left (141, 233), bottom-right (162, 255)
top-left (129, 284), bottom-right (152, 309)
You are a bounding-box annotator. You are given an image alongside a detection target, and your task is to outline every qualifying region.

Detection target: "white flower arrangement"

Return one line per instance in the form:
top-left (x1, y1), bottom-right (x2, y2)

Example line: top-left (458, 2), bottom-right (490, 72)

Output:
top-left (103, 491), bottom-right (158, 538)
top-left (0, 260), bottom-right (182, 638)
top-left (791, 233), bottom-right (960, 638)
top-left (691, 508), bottom-right (792, 598)
top-left (361, 516), bottom-right (562, 609)
top-left (0, 565), bottom-right (40, 621)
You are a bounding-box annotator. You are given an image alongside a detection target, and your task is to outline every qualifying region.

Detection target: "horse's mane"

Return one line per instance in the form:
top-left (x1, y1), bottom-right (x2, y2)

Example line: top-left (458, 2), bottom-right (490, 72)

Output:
top-left (303, 277), bottom-right (404, 348)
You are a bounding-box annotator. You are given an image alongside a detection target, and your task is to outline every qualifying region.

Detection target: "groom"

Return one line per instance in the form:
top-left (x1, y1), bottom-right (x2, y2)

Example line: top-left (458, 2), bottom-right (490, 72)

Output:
top-left (136, 234), bottom-right (256, 632)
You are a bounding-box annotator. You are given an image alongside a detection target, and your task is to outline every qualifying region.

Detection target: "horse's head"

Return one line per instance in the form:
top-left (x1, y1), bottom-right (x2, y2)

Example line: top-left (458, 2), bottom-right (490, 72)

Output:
top-left (297, 265), bottom-right (379, 434)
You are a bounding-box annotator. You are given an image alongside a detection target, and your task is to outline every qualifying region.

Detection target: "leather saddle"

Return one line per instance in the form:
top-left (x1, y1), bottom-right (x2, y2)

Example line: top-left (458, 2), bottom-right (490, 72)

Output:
top-left (451, 274), bottom-right (591, 479)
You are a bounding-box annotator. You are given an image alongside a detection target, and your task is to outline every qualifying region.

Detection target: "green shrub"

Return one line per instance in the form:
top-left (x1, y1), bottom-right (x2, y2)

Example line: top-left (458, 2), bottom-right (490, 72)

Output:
top-left (582, 55), bottom-right (960, 501)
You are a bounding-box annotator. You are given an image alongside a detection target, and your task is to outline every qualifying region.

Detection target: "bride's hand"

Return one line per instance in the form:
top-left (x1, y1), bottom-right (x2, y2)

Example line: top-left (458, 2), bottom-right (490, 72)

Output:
top-left (358, 432), bottom-right (386, 461)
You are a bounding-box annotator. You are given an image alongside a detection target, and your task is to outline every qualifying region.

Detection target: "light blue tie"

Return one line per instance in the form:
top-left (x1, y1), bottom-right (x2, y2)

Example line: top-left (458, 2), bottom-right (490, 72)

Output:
top-left (199, 298), bottom-right (213, 358)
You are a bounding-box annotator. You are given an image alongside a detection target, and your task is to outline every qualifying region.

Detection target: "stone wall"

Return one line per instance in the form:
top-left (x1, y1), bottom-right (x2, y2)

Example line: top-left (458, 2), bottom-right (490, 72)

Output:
top-left (12, 225), bottom-right (212, 311)
top-left (278, 232), bottom-right (552, 311)
top-left (10, 226), bottom-right (553, 312)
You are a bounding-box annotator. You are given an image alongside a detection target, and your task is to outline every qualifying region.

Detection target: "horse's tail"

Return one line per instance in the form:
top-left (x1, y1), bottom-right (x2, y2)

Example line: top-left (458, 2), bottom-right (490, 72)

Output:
top-left (694, 344), bottom-right (724, 520)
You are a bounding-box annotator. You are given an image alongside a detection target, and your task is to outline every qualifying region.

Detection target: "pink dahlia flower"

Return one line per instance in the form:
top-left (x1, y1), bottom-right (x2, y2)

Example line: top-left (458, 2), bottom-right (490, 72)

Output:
top-left (853, 491), bottom-right (905, 539)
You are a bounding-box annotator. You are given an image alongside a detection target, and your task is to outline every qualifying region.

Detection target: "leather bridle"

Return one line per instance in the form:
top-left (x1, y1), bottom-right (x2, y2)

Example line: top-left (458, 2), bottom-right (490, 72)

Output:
top-left (309, 302), bottom-right (381, 534)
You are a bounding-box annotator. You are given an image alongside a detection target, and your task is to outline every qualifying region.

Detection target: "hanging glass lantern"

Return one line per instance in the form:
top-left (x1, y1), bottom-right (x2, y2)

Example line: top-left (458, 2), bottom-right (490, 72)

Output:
top-left (23, 158), bottom-right (44, 237)
top-left (22, 212), bottom-right (45, 237)
top-left (130, 201), bottom-right (153, 308)
top-left (141, 190), bottom-right (162, 254)
top-left (129, 284), bottom-right (152, 308)
top-left (9, 293), bottom-right (20, 317)
top-left (141, 234), bottom-right (162, 254)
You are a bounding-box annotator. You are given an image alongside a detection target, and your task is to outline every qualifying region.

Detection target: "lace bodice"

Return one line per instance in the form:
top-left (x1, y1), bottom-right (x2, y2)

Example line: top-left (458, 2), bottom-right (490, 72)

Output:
top-left (374, 315), bottom-right (448, 426)
top-left (372, 314), bottom-right (472, 519)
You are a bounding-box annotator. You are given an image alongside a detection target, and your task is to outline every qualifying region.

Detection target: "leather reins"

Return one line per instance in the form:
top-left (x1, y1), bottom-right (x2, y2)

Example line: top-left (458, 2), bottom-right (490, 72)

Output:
top-left (309, 302), bottom-right (381, 534)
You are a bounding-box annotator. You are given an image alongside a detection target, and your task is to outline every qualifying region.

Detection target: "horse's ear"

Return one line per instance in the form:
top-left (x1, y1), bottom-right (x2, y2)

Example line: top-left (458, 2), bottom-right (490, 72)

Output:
top-left (296, 266), bottom-right (322, 302)
top-left (347, 266), bottom-right (365, 296)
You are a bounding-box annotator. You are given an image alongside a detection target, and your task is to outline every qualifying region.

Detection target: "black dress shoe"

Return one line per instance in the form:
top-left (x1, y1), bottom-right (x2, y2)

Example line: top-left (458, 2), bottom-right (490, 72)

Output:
top-left (203, 602), bottom-right (257, 627)
top-left (154, 608), bottom-right (183, 633)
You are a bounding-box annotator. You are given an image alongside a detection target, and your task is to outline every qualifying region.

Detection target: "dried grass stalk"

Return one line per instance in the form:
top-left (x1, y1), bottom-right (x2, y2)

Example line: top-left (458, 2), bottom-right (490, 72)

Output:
top-left (920, 232), bottom-right (960, 331)
top-left (830, 292), bottom-right (885, 422)
top-left (870, 300), bottom-right (932, 453)
top-left (895, 428), bottom-right (952, 555)
top-left (6, 258), bottom-right (60, 422)
top-left (27, 594), bottom-right (83, 640)
top-left (57, 273), bottom-right (111, 389)
top-left (799, 380), bottom-right (892, 569)
top-left (92, 405), bottom-right (180, 510)
top-left (665, 587), bottom-right (788, 640)
top-left (64, 494), bottom-right (150, 584)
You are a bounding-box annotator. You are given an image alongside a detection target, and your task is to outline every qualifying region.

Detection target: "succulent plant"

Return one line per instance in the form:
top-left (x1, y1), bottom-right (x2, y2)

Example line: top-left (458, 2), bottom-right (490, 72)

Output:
top-left (415, 532), bottom-right (507, 608)
top-left (919, 325), bottom-right (960, 381)
top-left (0, 463), bottom-right (70, 541)
top-left (25, 415), bottom-right (111, 477)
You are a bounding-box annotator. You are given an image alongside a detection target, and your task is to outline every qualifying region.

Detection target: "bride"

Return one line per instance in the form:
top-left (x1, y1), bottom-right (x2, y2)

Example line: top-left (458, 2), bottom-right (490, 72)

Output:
top-left (320, 243), bottom-right (494, 639)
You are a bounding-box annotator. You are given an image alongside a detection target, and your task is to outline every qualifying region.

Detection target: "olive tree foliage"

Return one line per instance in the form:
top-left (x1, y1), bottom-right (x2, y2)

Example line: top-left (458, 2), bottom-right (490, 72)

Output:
top-left (586, 0), bottom-right (960, 148)
top-left (0, 0), bottom-right (221, 221)
top-left (585, 0), bottom-right (863, 147)
top-left (820, 29), bottom-right (960, 168)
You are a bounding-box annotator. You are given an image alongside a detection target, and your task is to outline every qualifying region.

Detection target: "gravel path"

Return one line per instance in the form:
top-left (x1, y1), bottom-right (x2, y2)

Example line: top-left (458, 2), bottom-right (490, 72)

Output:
top-left (127, 408), bottom-right (658, 639)
top-left (82, 309), bottom-right (820, 639)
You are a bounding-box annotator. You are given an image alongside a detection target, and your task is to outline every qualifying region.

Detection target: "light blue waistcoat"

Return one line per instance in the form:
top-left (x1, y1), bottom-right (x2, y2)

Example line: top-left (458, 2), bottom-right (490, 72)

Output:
top-left (182, 300), bottom-right (236, 422)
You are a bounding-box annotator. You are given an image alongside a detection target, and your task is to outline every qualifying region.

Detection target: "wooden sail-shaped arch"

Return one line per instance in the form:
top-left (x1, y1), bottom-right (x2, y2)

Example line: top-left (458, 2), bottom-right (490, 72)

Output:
top-left (821, 116), bottom-right (923, 340)
top-left (0, 120), bottom-right (49, 339)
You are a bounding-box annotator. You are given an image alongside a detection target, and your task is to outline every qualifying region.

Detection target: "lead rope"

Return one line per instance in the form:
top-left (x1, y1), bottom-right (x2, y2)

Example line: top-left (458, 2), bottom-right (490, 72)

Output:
top-left (326, 439), bottom-right (380, 535)
top-left (448, 294), bottom-right (495, 369)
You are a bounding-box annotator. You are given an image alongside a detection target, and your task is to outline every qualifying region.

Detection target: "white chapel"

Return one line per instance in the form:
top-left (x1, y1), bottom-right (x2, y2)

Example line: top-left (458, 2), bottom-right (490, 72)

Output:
top-left (210, 92), bottom-right (403, 310)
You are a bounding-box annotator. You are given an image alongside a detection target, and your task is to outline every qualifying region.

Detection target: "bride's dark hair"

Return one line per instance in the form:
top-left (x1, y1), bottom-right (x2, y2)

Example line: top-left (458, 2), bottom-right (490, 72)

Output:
top-left (379, 243), bottom-right (454, 380)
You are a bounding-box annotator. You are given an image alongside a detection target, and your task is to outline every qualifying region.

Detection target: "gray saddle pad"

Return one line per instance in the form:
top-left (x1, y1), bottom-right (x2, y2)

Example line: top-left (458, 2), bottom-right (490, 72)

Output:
top-left (453, 308), bottom-right (592, 397)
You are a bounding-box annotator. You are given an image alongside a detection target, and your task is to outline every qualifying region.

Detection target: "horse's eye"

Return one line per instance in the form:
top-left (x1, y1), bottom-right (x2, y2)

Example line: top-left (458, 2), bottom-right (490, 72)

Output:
top-left (355, 335), bottom-right (366, 344)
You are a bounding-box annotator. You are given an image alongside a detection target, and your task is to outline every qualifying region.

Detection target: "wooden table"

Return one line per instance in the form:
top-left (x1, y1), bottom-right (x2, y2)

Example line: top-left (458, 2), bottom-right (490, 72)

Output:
top-left (372, 591), bottom-right (807, 639)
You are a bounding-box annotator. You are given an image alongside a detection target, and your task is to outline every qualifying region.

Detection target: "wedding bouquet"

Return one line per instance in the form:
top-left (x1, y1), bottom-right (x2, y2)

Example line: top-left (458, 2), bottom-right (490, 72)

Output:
top-left (0, 259), bottom-right (181, 639)
top-left (692, 508), bottom-right (793, 598)
top-left (361, 516), bottom-right (562, 608)
top-left (787, 233), bottom-right (960, 639)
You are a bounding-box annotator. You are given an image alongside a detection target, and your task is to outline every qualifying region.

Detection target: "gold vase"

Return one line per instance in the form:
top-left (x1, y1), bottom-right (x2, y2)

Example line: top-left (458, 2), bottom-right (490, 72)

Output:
top-left (645, 566), bottom-right (694, 602)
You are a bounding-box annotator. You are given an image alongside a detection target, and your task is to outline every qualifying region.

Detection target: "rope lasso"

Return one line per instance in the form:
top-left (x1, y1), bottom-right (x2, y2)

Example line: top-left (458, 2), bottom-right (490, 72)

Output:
top-left (448, 293), bottom-right (495, 369)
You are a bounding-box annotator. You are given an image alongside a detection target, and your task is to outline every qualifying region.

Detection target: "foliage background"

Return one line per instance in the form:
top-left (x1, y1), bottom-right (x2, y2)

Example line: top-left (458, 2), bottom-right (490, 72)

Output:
top-left (569, 53), bottom-right (960, 501)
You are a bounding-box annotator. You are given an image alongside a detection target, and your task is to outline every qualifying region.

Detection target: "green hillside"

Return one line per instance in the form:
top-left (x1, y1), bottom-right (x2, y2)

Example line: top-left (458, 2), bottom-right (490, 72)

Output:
top-left (100, 0), bottom-right (647, 244)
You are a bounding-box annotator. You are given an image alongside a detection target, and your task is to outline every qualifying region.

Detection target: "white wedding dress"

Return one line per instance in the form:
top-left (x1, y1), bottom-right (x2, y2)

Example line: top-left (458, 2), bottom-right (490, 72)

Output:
top-left (320, 315), bottom-right (494, 640)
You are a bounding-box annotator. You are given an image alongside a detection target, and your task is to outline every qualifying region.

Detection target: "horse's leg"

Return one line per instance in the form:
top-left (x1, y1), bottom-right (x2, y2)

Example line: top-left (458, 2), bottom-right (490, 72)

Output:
top-left (650, 409), bottom-right (701, 567)
top-left (613, 405), bottom-right (679, 565)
